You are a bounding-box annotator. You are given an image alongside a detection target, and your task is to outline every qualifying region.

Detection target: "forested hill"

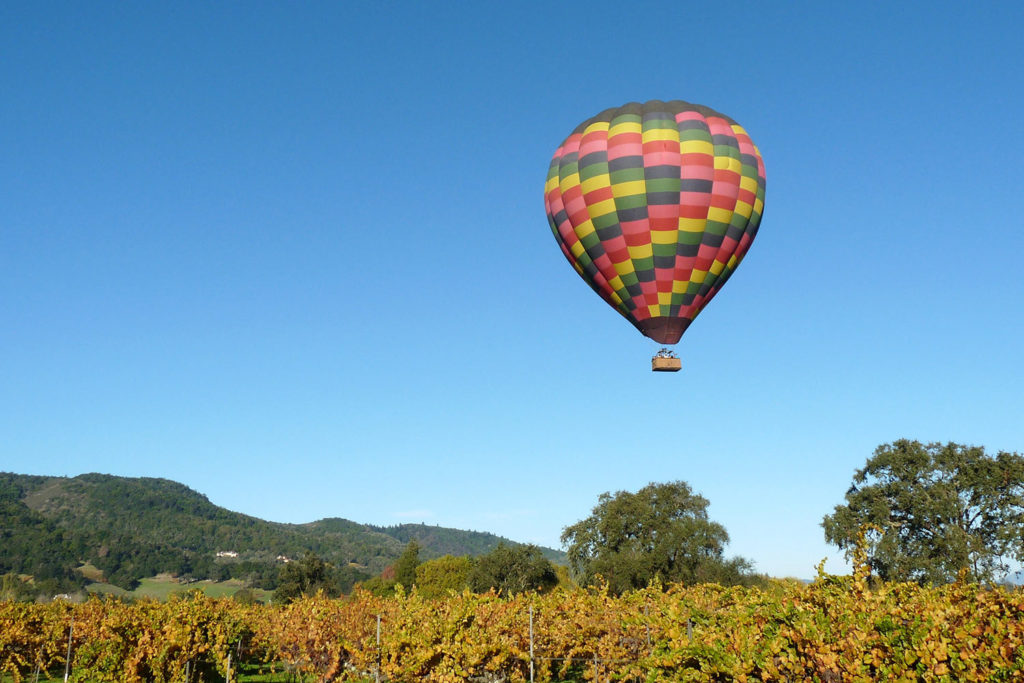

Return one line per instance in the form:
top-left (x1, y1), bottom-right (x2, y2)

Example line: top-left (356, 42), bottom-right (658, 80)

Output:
top-left (0, 472), bottom-right (565, 592)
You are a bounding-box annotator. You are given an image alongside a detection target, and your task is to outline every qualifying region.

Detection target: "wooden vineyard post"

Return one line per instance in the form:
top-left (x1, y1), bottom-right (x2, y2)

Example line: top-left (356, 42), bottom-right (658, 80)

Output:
top-left (529, 604), bottom-right (534, 683)
top-left (63, 615), bottom-right (73, 683)
top-left (375, 614), bottom-right (382, 683)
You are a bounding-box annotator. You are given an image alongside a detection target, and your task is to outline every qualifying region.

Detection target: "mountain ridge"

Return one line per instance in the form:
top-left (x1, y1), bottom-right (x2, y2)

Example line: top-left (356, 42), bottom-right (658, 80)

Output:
top-left (0, 471), bottom-right (565, 593)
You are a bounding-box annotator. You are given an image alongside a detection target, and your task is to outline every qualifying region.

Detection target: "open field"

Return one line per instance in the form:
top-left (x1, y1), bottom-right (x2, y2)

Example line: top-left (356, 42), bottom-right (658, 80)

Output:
top-left (85, 575), bottom-right (272, 602)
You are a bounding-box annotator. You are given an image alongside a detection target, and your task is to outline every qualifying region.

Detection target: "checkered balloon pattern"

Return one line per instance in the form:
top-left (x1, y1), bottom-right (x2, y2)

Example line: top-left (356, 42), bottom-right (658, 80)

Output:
top-left (544, 100), bottom-right (766, 344)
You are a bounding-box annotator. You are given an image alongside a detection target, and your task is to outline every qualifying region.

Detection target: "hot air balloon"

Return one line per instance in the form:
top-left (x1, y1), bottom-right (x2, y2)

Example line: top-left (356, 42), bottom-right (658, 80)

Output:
top-left (544, 100), bottom-right (766, 372)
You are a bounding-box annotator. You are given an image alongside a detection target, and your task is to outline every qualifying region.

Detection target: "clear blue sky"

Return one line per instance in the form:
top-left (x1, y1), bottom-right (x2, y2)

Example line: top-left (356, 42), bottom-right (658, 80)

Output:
top-left (3, 2), bottom-right (1023, 579)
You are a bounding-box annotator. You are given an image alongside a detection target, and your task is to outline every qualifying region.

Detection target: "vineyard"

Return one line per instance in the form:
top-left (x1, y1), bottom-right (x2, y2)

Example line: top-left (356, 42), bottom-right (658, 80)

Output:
top-left (2, 569), bottom-right (1024, 682)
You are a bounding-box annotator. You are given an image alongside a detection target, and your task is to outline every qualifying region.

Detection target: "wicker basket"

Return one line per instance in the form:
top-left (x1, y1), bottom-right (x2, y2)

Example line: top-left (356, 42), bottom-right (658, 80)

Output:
top-left (651, 356), bottom-right (682, 372)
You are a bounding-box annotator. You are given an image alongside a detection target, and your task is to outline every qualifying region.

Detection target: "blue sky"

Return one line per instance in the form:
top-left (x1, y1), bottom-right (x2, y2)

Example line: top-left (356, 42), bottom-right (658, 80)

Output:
top-left (3, 2), bottom-right (1023, 579)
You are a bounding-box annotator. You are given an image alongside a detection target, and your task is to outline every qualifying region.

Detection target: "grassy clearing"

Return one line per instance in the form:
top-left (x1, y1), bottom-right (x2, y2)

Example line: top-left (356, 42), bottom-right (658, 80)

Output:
top-left (234, 663), bottom-right (374, 681)
top-left (85, 575), bottom-right (271, 602)
top-left (75, 562), bottom-right (104, 582)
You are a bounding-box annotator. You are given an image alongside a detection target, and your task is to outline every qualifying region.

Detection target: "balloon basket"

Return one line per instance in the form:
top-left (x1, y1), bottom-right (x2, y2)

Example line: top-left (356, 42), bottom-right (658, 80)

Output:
top-left (651, 355), bottom-right (681, 372)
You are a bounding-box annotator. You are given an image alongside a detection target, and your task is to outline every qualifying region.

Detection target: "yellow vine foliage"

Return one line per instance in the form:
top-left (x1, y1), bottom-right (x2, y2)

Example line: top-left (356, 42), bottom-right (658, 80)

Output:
top-left (1, 576), bottom-right (1023, 681)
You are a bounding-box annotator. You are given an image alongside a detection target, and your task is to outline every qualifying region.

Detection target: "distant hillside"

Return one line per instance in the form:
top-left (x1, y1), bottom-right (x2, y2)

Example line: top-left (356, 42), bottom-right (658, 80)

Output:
top-left (0, 472), bottom-right (566, 593)
top-left (365, 523), bottom-right (566, 565)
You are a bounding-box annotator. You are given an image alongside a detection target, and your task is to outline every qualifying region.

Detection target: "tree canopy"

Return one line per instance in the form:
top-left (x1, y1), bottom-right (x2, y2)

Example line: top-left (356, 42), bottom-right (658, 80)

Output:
top-left (393, 540), bottom-right (421, 589)
top-left (467, 543), bottom-right (558, 595)
top-left (415, 555), bottom-right (473, 598)
top-left (823, 440), bottom-right (1024, 584)
top-left (273, 552), bottom-right (341, 603)
top-left (561, 481), bottom-right (754, 594)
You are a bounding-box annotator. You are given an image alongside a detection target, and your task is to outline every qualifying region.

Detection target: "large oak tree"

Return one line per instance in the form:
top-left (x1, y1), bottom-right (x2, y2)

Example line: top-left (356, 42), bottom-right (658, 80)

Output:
top-left (561, 481), bottom-right (753, 594)
top-left (823, 440), bottom-right (1024, 584)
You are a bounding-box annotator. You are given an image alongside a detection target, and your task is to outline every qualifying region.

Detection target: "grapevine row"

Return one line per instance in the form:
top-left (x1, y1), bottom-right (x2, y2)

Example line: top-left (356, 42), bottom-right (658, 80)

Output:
top-left (2, 576), bottom-right (1023, 681)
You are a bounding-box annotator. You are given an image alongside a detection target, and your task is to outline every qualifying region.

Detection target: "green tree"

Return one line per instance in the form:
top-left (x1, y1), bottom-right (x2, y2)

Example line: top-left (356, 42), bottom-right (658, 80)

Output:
top-left (561, 481), bottom-right (753, 594)
top-left (336, 565), bottom-right (371, 593)
top-left (415, 555), bottom-right (473, 598)
top-left (553, 564), bottom-right (576, 590)
top-left (357, 564), bottom-right (398, 597)
top-left (357, 574), bottom-right (396, 597)
top-left (393, 540), bottom-right (420, 589)
top-left (467, 543), bottom-right (558, 595)
top-left (823, 440), bottom-right (1024, 584)
top-left (273, 552), bottom-right (340, 603)
top-left (0, 572), bottom-right (35, 602)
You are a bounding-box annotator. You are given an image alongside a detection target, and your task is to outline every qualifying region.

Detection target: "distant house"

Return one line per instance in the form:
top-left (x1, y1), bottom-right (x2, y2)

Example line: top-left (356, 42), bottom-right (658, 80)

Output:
top-left (276, 555), bottom-right (291, 563)
top-left (215, 551), bottom-right (239, 558)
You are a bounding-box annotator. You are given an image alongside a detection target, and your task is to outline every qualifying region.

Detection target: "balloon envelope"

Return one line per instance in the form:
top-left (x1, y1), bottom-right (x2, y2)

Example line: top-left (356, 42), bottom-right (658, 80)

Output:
top-left (544, 100), bottom-right (766, 344)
